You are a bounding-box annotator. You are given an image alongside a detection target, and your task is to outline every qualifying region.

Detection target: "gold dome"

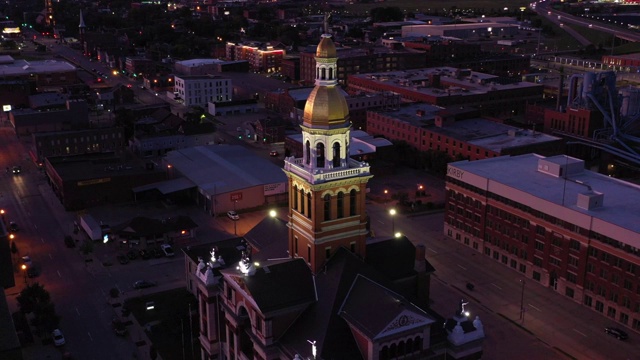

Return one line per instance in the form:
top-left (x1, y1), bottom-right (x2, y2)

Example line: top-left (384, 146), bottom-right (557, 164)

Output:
top-left (303, 86), bottom-right (349, 128)
top-left (316, 35), bottom-right (337, 58)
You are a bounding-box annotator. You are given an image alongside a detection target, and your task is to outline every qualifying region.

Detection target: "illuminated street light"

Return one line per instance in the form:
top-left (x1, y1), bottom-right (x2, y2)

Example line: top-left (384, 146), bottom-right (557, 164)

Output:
top-left (269, 210), bottom-right (277, 218)
top-left (394, 232), bottom-right (402, 238)
top-left (389, 209), bottom-right (396, 235)
top-left (21, 264), bottom-right (27, 283)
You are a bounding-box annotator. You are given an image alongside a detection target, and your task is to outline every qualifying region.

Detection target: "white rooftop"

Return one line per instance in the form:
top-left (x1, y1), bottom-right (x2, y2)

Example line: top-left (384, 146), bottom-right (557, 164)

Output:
top-left (0, 59), bottom-right (76, 76)
top-left (175, 59), bottom-right (228, 67)
top-left (449, 154), bottom-right (640, 245)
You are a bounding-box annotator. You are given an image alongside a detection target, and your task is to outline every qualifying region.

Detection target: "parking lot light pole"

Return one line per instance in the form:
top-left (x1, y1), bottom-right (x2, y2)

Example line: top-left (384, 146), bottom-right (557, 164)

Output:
top-left (389, 209), bottom-right (396, 235)
top-left (234, 201), bottom-right (238, 236)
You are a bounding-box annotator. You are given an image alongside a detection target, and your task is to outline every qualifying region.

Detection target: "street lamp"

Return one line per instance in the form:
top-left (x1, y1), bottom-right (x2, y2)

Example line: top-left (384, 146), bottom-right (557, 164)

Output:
top-left (389, 209), bottom-right (396, 235)
top-left (520, 279), bottom-right (526, 322)
top-left (234, 201), bottom-right (238, 235)
top-left (21, 264), bottom-right (27, 284)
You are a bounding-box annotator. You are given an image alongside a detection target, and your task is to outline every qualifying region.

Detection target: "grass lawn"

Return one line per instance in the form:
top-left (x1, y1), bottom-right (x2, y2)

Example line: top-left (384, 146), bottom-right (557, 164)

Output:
top-left (125, 289), bottom-right (199, 360)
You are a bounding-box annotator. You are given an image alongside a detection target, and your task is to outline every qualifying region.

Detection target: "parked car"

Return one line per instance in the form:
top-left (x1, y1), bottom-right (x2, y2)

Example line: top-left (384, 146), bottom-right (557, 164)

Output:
top-left (139, 249), bottom-right (151, 260)
top-left (151, 248), bottom-right (164, 259)
top-left (11, 166), bottom-right (21, 174)
top-left (269, 150), bottom-right (279, 157)
top-left (9, 222), bottom-right (18, 232)
top-left (133, 280), bottom-right (157, 289)
top-left (227, 210), bottom-right (239, 220)
top-left (52, 329), bottom-right (65, 346)
top-left (126, 250), bottom-right (138, 260)
top-left (117, 254), bottom-right (129, 264)
top-left (160, 244), bottom-right (174, 257)
top-left (112, 318), bottom-right (127, 336)
top-left (64, 235), bottom-right (75, 248)
top-left (605, 327), bottom-right (629, 340)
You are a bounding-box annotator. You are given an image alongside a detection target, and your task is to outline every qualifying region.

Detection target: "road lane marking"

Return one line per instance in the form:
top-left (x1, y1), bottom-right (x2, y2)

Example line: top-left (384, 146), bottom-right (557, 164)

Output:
top-left (458, 265), bottom-right (467, 270)
top-left (48, 253), bottom-right (52, 259)
top-left (57, 270), bottom-right (61, 278)
top-left (33, 224), bottom-right (37, 229)
top-left (573, 328), bottom-right (587, 337)
top-left (491, 283), bottom-right (502, 290)
top-left (87, 331), bottom-right (93, 342)
top-left (529, 304), bottom-right (541, 312)
top-left (428, 247), bottom-right (438, 253)
top-left (41, 238), bottom-right (44, 243)
top-left (76, 307), bottom-right (80, 315)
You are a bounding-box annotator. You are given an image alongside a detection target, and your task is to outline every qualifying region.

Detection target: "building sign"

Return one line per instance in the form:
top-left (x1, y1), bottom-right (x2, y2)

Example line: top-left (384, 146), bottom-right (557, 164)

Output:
top-left (447, 167), bottom-right (464, 179)
top-left (264, 182), bottom-right (286, 196)
top-left (77, 178), bottom-right (111, 186)
top-left (230, 192), bottom-right (243, 201)
top-left (2, 105), bottom-right (11, 112)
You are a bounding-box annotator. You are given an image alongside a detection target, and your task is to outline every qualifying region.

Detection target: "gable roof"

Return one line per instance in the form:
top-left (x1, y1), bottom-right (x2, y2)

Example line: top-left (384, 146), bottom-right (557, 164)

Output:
top-left (365, 236), bottom-right (420, 280)
top-left (339, 274), bottom-right (435, 340)
top-left (222, 258), bottom-right (316, 314)
top-left (242, 216), bottom-right (289, 261)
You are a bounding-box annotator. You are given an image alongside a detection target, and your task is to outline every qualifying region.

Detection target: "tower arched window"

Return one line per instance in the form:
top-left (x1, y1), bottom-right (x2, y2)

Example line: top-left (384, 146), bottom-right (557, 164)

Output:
top-left (337, 192), bottom-right (344, 218)
top-left (332, 142), bottom-right (341, 168)
top-left (324, 194), bottom-right (331, 221)
top-left (307, 192), bottom-right (312, 218)
top-left (321, 67), bottom-right (326, 80)
top-left (293, 185), bottom-right (298, 211)
top-left (329, 67), bottom-right (333, 80)
top-left (316, 143), bottom-right (325, 168)
top-left (305, 140), bottom-right (311, 165)
top-left (350, 189), bottom-right (357, 216)
top-left (299, 189), bottom-right (305, 215)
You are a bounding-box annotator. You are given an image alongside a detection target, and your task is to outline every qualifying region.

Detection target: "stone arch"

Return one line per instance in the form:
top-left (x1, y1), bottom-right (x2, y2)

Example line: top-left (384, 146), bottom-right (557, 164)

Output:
top-left (332, 141), bottom-right (341, 168)
top-left (316, 142), bottom-right (325, 168)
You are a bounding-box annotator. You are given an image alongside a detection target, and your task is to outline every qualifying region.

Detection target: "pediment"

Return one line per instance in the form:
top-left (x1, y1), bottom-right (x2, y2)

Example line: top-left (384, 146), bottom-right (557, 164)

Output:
top-left (375, 310), bottom-right (434, 340)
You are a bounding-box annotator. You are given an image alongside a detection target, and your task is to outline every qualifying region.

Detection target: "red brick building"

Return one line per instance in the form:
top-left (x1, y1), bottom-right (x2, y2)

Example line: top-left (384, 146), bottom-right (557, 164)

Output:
top-left (349, 67), bottom-right (544, 119)
top-left (367, 103), bottom-right (564, 160)
top-left (446, 154), bottom-right (640, 335)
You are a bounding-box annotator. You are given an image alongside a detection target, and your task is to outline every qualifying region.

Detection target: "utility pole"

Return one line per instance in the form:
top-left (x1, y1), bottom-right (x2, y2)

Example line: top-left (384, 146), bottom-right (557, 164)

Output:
top-left (519, 279), bottom-right (526, 323)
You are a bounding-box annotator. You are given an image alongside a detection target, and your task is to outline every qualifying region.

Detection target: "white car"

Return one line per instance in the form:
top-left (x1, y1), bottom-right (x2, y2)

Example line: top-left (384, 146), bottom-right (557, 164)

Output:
top-left (52, 329), bottom-right (65, 346)
top-left (227, 211), bottom-right (239, 220)
top-left (160, 244), bottom-right (175, 257)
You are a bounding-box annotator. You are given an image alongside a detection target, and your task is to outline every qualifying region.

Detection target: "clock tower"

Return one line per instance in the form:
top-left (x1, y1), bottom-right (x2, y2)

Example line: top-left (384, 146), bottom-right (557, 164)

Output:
top-left (283, 34), bottom-right (372, 274)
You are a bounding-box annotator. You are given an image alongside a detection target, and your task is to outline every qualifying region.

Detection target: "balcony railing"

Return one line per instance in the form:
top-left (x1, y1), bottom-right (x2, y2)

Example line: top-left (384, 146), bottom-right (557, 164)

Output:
top-left (284, 157), bottom-right (370, 183)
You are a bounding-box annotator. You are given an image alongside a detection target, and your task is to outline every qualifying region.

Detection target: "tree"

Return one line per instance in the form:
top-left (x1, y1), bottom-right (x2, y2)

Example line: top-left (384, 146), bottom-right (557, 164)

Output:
top-left (17, 283), bottom-right (51, 314)
top-left (80, 239), bottom-right (94, 255)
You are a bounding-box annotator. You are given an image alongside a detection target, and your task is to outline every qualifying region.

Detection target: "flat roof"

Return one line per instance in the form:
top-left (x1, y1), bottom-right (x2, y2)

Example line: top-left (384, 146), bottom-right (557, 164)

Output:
top-left (350, 67), bottom-right (540, 99)
top-left (164, 145), bottom-right (287, 196)
top-left (0, 59), bottom-right (76, 76)
top-left (449, 154), bottom-right (640, 244)
top-left (175, 58), bottom-right (229, 67)
top-left (48, 154), bottom-right (160, 180)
